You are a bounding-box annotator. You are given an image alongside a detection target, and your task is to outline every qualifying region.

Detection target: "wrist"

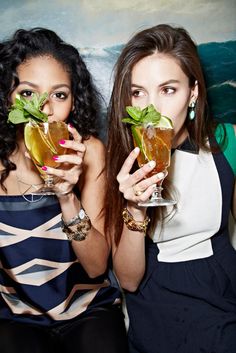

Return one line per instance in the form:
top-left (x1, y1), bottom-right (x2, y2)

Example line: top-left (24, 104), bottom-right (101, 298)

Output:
top-left (58, 190), bottom-right (78, 205)
top-left (126, 202), bottom-right (147, 222)
top-left (122, 207), bottom-right (150, 234)
top-left (61, 204), bottom-right (91, 242)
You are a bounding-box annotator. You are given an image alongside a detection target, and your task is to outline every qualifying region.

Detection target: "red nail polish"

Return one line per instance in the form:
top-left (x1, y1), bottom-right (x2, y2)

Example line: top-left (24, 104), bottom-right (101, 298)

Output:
top-left (59, 139), bottom-right (65, 145)
top-left (68, 123), bottom-right (73, 128)
top-left (52, 156), bottom-right (59, 161)
top-left (41, 166), bottom-right (47, 171)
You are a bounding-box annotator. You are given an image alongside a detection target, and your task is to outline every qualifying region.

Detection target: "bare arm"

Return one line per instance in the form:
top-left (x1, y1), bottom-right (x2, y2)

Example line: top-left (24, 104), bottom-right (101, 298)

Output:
top-left (112, 205), bottom-right (147, 292)
top-left (44, 125), bottom-right (109, 278)
top-left (59, 136), bottom-right (109, 278)
top-left (112, 148), bottom-right (163, 291)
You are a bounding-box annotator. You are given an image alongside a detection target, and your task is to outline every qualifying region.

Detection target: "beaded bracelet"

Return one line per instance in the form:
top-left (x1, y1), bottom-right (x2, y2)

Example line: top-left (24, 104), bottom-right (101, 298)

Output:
top-left (61, 206), bottom-right (91, 241)
top-left (122, 207), bottom-right (150, 234)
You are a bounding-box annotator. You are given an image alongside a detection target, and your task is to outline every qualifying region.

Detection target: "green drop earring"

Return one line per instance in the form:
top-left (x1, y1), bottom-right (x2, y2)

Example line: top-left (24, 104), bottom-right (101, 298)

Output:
top-left (188, 101), bottom-right (196, 120)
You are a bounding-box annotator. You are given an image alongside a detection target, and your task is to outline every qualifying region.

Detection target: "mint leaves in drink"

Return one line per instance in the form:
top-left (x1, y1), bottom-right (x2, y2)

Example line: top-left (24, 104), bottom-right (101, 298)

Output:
top-left (122, 104), bottom-right (173, 128)
top-left (8, 92), bottom-right (48, 124)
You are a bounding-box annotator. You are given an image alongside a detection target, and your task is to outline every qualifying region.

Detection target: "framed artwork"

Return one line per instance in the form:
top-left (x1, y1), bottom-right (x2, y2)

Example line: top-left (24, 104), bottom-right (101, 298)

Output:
top-left (0, 0), bottom-right (235, 128)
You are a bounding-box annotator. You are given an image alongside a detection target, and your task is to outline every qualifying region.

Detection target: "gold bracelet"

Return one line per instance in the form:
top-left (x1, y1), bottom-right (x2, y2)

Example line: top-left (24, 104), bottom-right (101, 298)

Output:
top-left (122, 207), bottom-right (150, 234)
top-left (61, 207), bottom-right (91, 241)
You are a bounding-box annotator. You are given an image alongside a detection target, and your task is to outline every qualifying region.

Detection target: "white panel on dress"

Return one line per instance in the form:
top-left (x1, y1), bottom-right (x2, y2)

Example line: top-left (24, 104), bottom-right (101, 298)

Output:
top-left (150, 148), bottom-right (222, 262)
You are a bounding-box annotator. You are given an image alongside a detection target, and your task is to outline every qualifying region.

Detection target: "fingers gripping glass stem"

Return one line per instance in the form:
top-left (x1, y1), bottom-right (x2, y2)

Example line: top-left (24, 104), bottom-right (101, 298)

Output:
top-left (132, 125), bottom-right (176, 207)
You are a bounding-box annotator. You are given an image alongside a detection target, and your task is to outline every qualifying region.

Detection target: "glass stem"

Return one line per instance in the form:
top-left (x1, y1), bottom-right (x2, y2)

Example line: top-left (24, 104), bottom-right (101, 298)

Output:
top-left (150, 171), bottom-right (167, 201)
top-left (150, 184), bottom-right (163, 201)
top-left (44, 175), bottom-right (54, 188)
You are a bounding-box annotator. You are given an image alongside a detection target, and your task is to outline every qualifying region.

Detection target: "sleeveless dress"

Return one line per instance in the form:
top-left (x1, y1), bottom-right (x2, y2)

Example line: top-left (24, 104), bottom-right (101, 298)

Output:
top-left (0, 194), bottom-right (121, 326)
top-left (126, 123), bottom-right (236, 353)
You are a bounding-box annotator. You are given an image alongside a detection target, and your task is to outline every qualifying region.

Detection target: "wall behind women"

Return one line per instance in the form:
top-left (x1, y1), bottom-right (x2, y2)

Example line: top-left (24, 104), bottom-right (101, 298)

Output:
top-left (1, 0), bottom-right (235, 244)
top-left (0, 0), bottom-right (236, 123)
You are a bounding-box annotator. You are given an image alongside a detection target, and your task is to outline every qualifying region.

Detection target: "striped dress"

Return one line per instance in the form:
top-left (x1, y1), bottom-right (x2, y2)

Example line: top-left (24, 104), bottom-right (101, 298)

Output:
top-left (0, 195), bottom-right (121, 326)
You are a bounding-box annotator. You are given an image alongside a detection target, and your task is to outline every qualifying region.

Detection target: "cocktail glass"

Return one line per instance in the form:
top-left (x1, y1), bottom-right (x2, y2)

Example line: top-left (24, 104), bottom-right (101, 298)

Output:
top-left (24, 121), bottom-right (69, 195)
top-left (132, 123), bottom-right (176, 207)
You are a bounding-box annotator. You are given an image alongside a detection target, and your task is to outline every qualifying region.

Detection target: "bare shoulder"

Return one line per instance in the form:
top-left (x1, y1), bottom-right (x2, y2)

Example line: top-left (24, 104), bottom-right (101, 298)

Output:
top-left (83, 136), bottom-right (105, 160)
top-left (82, 136), bottom-right (105, 179)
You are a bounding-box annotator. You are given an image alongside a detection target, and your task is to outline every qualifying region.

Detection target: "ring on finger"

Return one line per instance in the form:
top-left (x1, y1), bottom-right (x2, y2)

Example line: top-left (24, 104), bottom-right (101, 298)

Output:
top-left (133, 186), bottom-right (143, 197)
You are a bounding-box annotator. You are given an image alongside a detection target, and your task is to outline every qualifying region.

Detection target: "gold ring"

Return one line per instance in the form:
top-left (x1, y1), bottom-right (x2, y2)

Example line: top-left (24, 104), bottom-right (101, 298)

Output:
top-left (133, 187), bottom-right (143, 197)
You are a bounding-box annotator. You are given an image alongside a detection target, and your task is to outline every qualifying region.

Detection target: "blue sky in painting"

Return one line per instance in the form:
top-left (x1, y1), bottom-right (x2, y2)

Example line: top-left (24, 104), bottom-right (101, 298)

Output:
top-left (0, 0), bottom-right (235, 126)
top-left (0, 0), bottom-right (235, 46)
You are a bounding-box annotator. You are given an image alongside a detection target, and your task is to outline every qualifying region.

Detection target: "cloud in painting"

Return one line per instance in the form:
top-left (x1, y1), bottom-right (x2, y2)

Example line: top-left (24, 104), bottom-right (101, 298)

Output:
top-left (0, 0), bottom-right (235, 46)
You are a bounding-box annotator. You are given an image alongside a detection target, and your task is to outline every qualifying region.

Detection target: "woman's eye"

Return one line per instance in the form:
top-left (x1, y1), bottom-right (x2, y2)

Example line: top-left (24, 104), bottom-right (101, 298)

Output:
top-left (131, 90), bottom-right (144, 97)
top-left (20, 90), bottom-right (34, 98)
top-left (162, 87), bottom-right (176, 95)
top-left (53, 92), bottom-right (67, 100)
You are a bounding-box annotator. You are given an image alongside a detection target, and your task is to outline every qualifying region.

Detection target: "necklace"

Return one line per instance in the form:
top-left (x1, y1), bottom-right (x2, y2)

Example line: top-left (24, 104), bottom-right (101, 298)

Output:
top-left (16, 174), bottom-right (44, 203)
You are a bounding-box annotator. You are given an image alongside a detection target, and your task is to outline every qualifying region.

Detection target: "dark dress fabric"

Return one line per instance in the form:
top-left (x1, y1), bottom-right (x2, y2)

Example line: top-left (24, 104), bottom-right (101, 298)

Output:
top-left (126, 234), bottom-right (236, 353)
top-left (126, 125), bottom-right (236, 353)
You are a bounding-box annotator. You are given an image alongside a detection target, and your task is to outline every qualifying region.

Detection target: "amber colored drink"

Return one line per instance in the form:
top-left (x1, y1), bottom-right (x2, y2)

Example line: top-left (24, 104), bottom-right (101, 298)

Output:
top-left (132, 125), bottom-right (173, 176)
top-left (24, 121), bottom-right (69, 177)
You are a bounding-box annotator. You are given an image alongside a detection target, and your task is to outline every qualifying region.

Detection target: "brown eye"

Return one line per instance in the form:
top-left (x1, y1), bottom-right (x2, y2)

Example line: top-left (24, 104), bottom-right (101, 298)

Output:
top-left (20, 90), bottom-right (34, 98)
top-left (132, 90), bottom-right (144, 97)
top-left (53, 92), bottom-right (67, 100)
top-left (162, 87), bottom-right (175, 95)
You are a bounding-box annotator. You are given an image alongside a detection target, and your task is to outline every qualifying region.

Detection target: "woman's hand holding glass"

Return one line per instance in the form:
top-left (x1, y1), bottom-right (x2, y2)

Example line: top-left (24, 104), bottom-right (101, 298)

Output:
top-left (41, 124), bottom-right (86, 196)
top-left (117, 147), bottom-right (165, 206)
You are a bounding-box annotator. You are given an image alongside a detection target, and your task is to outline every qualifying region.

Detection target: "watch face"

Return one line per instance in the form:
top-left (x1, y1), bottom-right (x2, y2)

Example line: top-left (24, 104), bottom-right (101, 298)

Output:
top-left (79, 208), bottom-right (86, 220)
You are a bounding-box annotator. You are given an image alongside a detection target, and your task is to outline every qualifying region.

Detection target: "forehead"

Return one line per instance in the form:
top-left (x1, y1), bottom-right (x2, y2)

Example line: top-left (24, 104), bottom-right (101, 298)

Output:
top-left (131, 52), bottom-right (188, 83)
top-left (17, 56), bottom-right (70, 82)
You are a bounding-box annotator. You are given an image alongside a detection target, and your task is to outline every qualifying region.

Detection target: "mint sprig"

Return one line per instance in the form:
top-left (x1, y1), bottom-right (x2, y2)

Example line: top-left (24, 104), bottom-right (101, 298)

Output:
top-left (8, 92), bottom-right (48, 124)
top-left (122, 104), bottom-right (161, 126)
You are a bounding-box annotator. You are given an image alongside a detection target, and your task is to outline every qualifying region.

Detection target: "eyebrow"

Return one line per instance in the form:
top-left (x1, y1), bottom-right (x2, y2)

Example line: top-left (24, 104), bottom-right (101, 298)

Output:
top-left (18, 81), bottom-right (71, 89)
top-left (131, 79), bottom-right (180, 88)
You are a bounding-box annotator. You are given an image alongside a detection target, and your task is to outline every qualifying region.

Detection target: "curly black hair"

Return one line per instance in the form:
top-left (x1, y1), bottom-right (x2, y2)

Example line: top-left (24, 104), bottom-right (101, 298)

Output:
top-left (0, 27), bottom-right (103, 190)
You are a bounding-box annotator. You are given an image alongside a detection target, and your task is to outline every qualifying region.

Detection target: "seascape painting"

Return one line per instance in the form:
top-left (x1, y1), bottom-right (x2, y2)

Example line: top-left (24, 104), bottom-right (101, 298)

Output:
top-left (0, 0), bottom-right (235, 130)
top-left (0, 0), bottom-right (235, 243)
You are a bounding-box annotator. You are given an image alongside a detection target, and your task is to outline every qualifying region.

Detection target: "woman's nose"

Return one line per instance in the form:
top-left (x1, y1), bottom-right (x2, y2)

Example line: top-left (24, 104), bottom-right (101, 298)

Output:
top-left (146, 93), bottom-right (160, 112)
top-left (41, 99), bottom-right (53, 116)
top-left (148, 100), bottom-right (161, 113)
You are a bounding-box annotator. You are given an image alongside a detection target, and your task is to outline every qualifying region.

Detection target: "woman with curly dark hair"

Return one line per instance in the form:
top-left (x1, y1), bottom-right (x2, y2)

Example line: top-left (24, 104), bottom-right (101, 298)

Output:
top-left (0, 28), bottom-right (128, 353)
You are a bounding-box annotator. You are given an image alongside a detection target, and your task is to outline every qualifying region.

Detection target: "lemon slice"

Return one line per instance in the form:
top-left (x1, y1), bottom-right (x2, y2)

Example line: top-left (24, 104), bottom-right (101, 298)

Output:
top-left (158, 115), bottom-right (173, 129)
top-left (24, 123), bottom-right (44, 166)
top-left (24, 123), bottom-right (33, 151)
top-left (38, 123), bottom-right (58, 155)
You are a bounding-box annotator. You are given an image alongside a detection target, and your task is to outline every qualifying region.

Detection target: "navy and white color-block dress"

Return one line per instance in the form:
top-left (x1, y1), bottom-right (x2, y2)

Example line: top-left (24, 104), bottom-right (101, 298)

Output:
top-left (0, 195), bottom-right (121, 326)
top-left (126, 123), bottom-right (236, 353)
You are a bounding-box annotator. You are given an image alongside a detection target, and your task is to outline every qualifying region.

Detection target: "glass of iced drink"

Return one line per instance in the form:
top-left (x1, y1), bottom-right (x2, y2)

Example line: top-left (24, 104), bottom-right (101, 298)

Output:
top-left (132, 123), bottom-right (176, 207)
top-left (24, 121), bottom-right (69, 195)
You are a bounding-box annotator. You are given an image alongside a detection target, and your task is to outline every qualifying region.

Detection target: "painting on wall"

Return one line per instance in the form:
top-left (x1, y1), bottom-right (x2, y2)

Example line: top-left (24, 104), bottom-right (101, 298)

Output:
top-left (0, 0), bottom-right (235, 131)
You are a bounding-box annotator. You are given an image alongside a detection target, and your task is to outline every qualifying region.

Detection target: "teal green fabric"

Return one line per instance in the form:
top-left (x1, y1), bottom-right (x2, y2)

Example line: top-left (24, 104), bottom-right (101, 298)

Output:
top-left (215, 123), bottom-right (236, 176)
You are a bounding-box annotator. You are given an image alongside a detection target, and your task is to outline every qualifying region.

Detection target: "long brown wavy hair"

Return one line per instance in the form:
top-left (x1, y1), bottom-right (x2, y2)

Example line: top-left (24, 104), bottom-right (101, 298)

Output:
top-left (105, 24), bottom-right (218, 246)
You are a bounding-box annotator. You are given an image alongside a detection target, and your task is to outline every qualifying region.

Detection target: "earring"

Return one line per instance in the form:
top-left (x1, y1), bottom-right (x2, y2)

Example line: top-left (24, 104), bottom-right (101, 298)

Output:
top-left (188, 101), bottom-right (196, 120)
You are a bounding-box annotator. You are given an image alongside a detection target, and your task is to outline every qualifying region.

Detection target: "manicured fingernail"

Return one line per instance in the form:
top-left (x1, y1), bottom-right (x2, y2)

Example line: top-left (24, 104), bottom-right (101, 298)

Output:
top-left (134, 147), bottom-right (140, 153)
top-left (41, 166), bottom-right (47, 171)
top-left (59, 139), bottom-right (65, 145)
top-left (52, 155), bottom-right (59, 161)
top-left (156, 172), bottom-right (165, 179)
top-left (68, 123), bottom-right (73, 128)
top-left (148, 161), bottom-right (155, 168)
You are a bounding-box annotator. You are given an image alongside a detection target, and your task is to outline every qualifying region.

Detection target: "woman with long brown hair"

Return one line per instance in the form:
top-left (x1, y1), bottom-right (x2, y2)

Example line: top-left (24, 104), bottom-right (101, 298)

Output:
top-left (105, 24), bottom-right (236, 353)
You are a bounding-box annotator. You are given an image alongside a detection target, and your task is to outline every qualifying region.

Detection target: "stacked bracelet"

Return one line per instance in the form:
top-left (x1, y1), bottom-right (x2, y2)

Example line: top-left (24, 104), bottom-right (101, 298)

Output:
top-left (61, 206), bottom-right (91, 241)
top-left (122, 207), bottom-right (150, 234)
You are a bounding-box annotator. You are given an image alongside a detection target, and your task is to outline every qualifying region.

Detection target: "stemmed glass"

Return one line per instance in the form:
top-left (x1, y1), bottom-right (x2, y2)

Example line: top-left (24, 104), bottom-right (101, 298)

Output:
top-left (24, 121), bottom-right (69, 195)
top-left (132, 123), bottom-right (176, 207)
